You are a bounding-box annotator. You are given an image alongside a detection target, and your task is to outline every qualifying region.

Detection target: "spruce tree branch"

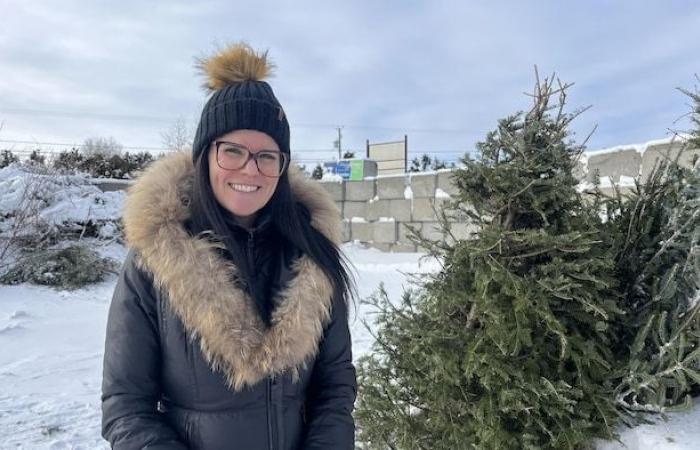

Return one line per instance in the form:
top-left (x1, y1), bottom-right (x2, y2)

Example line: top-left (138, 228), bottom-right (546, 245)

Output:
top-left (637, 208), bottom-right (700, 284)
top-left (465, 302), bottom-right (478, 331)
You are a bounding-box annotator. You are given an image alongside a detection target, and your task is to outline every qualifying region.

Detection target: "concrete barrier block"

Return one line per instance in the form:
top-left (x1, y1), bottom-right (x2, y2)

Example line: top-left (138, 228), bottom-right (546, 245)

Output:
top-left (373, 221), bottom-right (398, 243)
top-left (318, 181), bottom-right (344, 201)
top-left (345, 180), bottom-right (375, 201)
top-left (412, 198), bottom-right (447, 221)
top-left (410, 173), bottom-right (437, 198)
top-left (341, 219), bottom-right (351, 242)
top-left (641, 142), bottom-right (700, 182)
top-left (391, 242), bottom-right (417, 253)
top-left (371, 243), bottom-right (393, 252)
top-left (389, 199), bottom-right (412, 222)
top-left (420, 222), bottom-right (444, 242)
top-left (343, 201), bottom-right (368, 220)
top-left (436, 170), bottom-right (459, 196)
top-left (398, 222), bottom-right (421, 244)
top-left (376, 176), bottom-right (406, 199)
top-left (93, 180), bottom-right (133, 192)
top-left (350, 221), bottom-right (373, 242)
top-left (587, 148), bottom-right (641, 182)
top-left (367, 199), bottom-right (390, 221)
top-left (448, 222), bottom-right (479, 241)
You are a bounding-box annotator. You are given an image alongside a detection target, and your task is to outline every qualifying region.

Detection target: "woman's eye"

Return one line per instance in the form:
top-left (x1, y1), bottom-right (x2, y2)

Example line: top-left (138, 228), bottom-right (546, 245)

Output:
top-left (224, 146), bottom-right (246, 157)
top-left (258, 152), bottom-right (279, 162)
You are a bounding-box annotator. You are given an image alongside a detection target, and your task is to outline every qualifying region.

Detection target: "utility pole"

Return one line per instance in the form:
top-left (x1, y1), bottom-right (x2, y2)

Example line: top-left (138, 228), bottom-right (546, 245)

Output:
top-left (335, 126), bottom-right (343, 160)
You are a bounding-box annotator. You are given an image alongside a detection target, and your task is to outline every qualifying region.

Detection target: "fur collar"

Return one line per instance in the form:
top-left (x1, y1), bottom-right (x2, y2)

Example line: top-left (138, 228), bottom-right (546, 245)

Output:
top-left (123, 152), bottom-right (340, 390)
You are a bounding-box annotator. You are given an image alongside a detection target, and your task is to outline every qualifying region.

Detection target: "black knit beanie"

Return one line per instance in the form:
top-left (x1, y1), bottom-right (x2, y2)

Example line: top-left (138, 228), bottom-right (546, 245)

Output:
top-left (192, 43), bottom-right (290, 163)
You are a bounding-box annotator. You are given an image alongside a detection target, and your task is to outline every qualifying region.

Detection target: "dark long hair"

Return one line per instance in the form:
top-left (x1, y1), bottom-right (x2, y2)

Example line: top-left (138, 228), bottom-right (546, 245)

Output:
top-left (189, 150), bottom-right (355, 313)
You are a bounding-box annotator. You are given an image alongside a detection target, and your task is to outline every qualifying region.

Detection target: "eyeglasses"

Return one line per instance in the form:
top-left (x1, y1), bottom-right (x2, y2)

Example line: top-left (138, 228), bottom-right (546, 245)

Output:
top-left (213, 141), bottom-right (289, 178)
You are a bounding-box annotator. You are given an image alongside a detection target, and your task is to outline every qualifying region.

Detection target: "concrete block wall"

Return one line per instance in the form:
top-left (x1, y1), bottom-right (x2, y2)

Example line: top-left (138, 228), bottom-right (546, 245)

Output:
top-left (319, 170), bottom-right (465, 252)
top-left (319, 138), bottom-right (698, 252)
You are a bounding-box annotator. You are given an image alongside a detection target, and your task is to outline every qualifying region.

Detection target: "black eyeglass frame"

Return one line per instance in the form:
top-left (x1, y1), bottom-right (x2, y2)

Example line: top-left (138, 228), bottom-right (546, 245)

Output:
top-left (213, 141), bottom-right (289, 178)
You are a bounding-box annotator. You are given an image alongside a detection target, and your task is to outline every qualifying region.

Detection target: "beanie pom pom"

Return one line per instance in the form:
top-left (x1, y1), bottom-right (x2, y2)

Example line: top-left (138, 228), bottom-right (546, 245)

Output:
top-left (196, 42), bottom-right (275, 92)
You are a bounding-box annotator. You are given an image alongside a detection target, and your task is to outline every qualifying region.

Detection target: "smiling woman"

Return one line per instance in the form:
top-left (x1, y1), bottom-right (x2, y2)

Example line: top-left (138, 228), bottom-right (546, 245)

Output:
top-left (100, 43), bottom-right (356, 450)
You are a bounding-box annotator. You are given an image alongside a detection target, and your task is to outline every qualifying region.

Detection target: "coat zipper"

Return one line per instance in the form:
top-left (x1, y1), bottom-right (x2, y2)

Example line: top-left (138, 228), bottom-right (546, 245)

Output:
top-left (267, 376), bottom-right (274, 450)
top-left (247, 231), bottom-right (255, 274)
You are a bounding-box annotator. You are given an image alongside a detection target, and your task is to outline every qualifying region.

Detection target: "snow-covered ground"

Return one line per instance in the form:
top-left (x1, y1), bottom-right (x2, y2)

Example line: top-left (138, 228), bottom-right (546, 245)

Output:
top-left (1, 242), bottom-right (699, 449)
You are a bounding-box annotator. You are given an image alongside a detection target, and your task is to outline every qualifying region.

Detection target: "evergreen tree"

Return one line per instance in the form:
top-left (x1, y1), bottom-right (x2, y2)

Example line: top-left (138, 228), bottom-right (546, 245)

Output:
top-left (53, 148), bottom-right (84, 172)
top-left (29, 149), bottom-right (46, 166)
top-left (606, 82), bottom-right (700, 421)
top-left (678, 75), bottom-right (700, 150)
top-left (0, 149), bottom-right (19, 168)
top-left (312, 163), bottom-right (324, 180)
top-left (409, 154), bottom-right (438, 172)
top-left (356, 75), bottom-right (623, 449)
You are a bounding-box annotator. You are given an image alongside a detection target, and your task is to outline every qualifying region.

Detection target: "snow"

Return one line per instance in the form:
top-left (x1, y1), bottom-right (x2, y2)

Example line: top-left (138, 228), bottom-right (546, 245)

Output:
top-left (404, 185), bottom-right (413, 199)
top-left (0, 164), bottom-right (125, 237)
top-left (320, 173), bottom-right (343, 182)
top-left (577, 181), bottom-right (596, 193)
top-left (585, 134), bottom-right (690, 157)
top-left (596, 409), bottom-right (700, 449)
top-left (0, 244), bottom-right (122, 449)
top-left (435, 188), bottom-right (451, 199)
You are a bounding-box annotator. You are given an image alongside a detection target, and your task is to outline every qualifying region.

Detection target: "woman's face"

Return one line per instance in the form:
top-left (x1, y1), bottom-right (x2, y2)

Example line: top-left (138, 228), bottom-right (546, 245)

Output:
top-left (208, 129), bottom-right (281, 227)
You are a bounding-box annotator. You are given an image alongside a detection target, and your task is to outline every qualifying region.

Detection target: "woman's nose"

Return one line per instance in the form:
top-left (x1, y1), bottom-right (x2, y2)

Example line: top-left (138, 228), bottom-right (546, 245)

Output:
top-left (240, 154), bottom-right (260, 174)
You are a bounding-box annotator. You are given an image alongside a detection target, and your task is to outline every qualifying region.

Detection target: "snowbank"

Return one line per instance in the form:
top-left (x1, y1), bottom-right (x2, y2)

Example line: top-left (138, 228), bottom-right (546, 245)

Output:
top-left (0, 164), bottom-right (125, 238)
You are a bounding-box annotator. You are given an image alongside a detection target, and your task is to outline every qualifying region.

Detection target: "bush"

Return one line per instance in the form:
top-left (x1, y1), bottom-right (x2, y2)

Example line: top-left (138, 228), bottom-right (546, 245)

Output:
top-left (0, 245), bottom-right (118, 289)
top-left (312, 163), bottom-right (324, 179)
top-left (0, 150), bottom-right (19, 168)
top-left (52, 148), bottom-right (154, 178)
top-left (53, 148), bottom-right (84, 172)
top-left (29, 149), bottom-right (46, 166)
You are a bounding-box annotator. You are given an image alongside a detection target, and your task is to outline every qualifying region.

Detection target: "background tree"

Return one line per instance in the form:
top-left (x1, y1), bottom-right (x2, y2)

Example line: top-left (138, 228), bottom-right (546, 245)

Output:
top-left (678, 75), bottom-right (700, 150)
top-left (605, 80), bottom-right (700, 421)
top-left (81, 136), bottom-right (122, 158)
top-left (312, 163), bottom-right (324, 180)
top-left (408, 154), bottom-right (453, 172)
top-left (28, 149), bottom-right (46, 166)
top-left (0, 149), bottom-right (19, 168)
top-left (53, 148), bottom-right (84, 172)
top-left (161, 117), bottom-right (194, 152)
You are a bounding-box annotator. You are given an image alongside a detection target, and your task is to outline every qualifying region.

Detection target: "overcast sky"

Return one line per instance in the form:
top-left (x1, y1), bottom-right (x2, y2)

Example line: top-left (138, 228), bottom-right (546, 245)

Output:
top-left (1, 0), bottom-right (699, 165)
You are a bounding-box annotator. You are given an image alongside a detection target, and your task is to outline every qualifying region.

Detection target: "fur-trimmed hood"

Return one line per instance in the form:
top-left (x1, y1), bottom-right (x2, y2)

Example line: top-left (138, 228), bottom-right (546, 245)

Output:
top-left (122, 152), bottom-right (341, 390)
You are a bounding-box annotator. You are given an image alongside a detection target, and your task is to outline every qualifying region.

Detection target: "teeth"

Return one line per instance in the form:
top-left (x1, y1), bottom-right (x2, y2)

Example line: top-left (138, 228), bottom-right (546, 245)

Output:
top-left (229, 183), bottom-right (260, 193)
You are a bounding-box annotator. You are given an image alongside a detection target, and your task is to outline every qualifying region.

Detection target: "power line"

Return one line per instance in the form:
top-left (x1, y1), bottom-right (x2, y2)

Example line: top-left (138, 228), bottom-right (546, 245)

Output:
top-left (1, 139), bottom-right (471, 156)
top-left (0, 139), bottom-right (170, 151)
top-left (0, 107), bottom-right (474, 134)
top-left (0, 107), bottom-right (175, 123)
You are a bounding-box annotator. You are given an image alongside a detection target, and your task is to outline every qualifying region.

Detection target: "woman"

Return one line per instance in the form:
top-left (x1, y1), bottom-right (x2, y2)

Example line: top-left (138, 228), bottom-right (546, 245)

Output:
top-left (101, 43), bottom-right (356, 450)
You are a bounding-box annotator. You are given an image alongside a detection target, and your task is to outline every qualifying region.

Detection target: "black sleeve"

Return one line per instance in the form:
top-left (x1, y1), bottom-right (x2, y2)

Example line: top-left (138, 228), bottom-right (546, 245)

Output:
top-left (101, 250), bottom-right (188, 450)
top-left (302, 294), bottom-right (357, 450)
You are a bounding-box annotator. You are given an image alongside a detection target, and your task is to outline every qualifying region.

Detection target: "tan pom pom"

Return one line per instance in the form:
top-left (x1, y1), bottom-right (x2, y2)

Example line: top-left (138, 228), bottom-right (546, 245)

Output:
top-left (195, 42), bottom-right (275, 92)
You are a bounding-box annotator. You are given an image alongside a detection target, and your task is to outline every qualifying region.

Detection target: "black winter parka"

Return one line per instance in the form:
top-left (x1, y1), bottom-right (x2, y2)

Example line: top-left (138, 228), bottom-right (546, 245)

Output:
top-left (101, 153), bottom-right (356, 450)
